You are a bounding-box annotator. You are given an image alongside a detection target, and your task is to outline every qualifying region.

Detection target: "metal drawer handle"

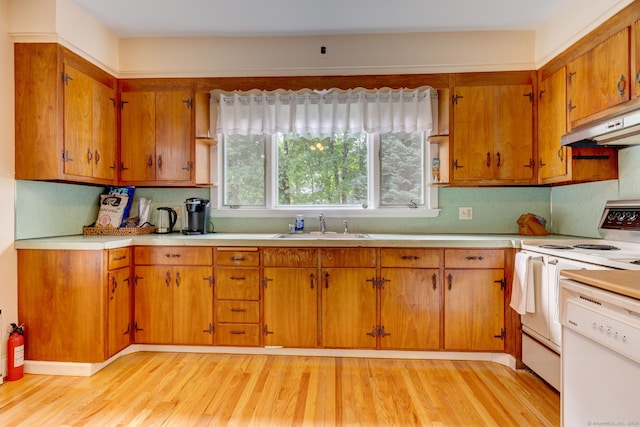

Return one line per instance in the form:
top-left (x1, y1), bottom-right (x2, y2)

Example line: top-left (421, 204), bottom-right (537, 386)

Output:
top-left (230, 256), bottom-right (246, 262)
top-left (465, 256), bottom-right (484, 261)
top-left (400, 255), bottom-right (419, 260)
top-left (164, 253), bottom-right (181, 258)
top-left (230, 330), bottom-right (246, 335)
top-left (230, 308), bottom-right (247, 313)
top-left (112, 255), bottom-right (127, 261)
top-left (230, 276), bottom-right (246, 281)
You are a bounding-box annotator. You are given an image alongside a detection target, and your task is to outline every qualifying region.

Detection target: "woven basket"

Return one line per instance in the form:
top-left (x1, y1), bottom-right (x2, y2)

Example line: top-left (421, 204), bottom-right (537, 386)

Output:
top-left (83, 225), bottom-right (156, 236)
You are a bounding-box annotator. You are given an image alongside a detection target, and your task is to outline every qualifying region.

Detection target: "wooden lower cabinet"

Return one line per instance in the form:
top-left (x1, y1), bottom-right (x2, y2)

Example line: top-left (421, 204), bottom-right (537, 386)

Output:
top-left (444, 249), bottom-right (506, 351)
top-left (214, 248), bottom-right (261, 346)
top-left (107, 266), bottom-right (131, 357)
top-left (17, 250), bottom-right (108, 362)
top-left (380, 268), bottom-right (440, 350)
top-left (134, 265), bottom-right (214, 345)
top-left (322, 267), bottom-right (378, 348)
top-left (263, 267), bottom-right (318, 347)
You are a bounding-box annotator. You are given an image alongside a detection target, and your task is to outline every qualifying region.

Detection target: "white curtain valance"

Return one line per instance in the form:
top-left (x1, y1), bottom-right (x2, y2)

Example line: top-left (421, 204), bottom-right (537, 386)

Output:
top-left (213, 87), bottom-right (437, 136)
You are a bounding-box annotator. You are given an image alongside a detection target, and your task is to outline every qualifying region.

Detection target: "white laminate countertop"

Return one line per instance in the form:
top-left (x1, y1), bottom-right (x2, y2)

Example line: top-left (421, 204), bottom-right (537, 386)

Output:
top-left (13, 232), bottom-right (572, 250)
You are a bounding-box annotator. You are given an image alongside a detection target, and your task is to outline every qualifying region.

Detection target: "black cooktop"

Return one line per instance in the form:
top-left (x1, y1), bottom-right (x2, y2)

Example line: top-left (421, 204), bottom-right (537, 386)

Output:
top-left (539, 244), bottom-right (574, 249)
top-left (573, 244), bottom-right (620, 250)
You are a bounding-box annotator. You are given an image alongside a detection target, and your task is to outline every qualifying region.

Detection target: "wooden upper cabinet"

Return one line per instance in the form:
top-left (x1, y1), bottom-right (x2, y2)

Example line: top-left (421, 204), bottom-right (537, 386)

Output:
top-left (120, 85), bottom-right (195, 186)
top-left (538, 67), bottom-right (569, 182)
top-left (15, 43), bottom-right (117, 185)
top-left (538, 67), bottom-right (619, 185)
top-left (451, 75), bottom-right (535, 185)
top-left (567, 28), bottom-right (630, 124)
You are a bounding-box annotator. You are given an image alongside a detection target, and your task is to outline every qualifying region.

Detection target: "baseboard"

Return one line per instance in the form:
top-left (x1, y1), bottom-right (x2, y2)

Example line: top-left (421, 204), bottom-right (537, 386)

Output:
top-left (23, 345), bottom-right (517, 377)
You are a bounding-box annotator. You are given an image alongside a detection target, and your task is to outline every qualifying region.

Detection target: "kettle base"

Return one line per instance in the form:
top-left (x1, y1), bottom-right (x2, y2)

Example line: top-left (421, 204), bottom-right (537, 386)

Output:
top-left (181, 230), bottom-right (206, 235)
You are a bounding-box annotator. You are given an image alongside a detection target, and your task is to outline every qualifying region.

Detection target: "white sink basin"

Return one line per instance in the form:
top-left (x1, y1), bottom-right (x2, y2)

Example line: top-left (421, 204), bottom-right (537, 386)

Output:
top-left (274, 232), bottom-right (371, 239)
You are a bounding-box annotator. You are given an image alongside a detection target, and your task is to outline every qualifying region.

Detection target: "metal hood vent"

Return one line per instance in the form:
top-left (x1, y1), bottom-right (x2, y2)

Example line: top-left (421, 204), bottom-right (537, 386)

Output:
top-left (561, 108), bottom-right (640, 147)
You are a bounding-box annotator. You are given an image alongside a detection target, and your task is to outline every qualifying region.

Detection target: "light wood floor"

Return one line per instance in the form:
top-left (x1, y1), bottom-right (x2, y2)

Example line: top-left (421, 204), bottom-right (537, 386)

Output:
top-left (0, 352), bottom-right (559, 426)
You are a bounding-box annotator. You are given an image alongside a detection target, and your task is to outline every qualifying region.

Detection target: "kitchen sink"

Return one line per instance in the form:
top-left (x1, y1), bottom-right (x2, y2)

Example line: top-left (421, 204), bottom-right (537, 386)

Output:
top-left (274, 232), bottom-right (371, 239)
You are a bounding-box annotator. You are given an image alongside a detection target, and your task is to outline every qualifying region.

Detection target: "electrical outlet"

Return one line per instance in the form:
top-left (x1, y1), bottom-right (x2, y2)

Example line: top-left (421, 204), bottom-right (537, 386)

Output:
top-left (459, 207), bottom-right (473, 220)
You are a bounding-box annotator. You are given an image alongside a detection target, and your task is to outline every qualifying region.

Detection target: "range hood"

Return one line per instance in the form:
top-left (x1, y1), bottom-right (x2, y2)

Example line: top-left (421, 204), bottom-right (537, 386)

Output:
top-left (561, 108), bottom-right (640, 147)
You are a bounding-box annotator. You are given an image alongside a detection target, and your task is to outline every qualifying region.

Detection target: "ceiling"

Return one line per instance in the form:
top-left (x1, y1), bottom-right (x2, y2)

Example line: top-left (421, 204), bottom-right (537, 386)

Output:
top-left (72, 0), bottom-right (568, 38)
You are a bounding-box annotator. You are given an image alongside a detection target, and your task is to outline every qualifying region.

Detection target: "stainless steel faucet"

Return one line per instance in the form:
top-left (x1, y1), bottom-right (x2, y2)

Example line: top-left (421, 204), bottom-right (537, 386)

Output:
top-left (343, 220), bottom-right (348, 234)
top-left (319, 213), bottom-right (326, 233)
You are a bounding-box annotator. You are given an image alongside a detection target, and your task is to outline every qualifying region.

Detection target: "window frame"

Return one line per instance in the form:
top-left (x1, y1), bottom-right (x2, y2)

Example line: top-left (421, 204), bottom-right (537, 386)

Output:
top-left (211, 132), bottom-right (440, 219)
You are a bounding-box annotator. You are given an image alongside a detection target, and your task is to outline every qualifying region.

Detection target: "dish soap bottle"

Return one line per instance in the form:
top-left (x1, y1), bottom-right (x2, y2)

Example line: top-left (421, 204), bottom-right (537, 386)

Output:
top-left (295, 215), bottom-right (304, 233)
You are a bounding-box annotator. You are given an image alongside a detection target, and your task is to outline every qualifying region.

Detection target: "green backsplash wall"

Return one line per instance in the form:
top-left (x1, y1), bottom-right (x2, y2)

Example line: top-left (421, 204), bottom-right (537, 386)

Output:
top-left (15, 180), bottom-right (551, 238)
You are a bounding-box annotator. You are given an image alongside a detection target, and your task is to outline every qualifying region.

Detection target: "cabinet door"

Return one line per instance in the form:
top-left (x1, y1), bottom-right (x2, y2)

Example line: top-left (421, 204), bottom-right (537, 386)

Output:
top-left (63, 64), bottom-right (93, 178)
top-left (452, 86), bottom-right (494, 180)
top-left (107, 266), bottom-right (131, 356)
top-left (494, 84), bottom-right (534, 181)
top-left (134, 266), bottom-right (172, 343)
top-left (634, 19), bottom-right (640, 98)
top-left (173, 267), bottom-right (213, 345)
top-left (567, 28), bottom-right (630, 122)
top-left (321, 268), bottom-right (377, 348)
top-left (539, 68), bottom-right (569, 182)
top-left (380, 268), bottom-right (440, 350)
top-left (120, 91), bottom-right (156, 182)
top-left (156, 90), bottom-right (192, 181)
top-left (444, 269), bottom-right (505, 351)
top-left (263, 267), bottom-right (318, 347)
top-left (93, 79), bottom-right (117, 180)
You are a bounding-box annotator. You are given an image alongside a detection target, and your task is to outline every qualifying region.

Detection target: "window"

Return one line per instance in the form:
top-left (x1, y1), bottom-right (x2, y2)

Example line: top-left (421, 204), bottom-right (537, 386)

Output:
top-left (215, 87), bottom-right (439, 216)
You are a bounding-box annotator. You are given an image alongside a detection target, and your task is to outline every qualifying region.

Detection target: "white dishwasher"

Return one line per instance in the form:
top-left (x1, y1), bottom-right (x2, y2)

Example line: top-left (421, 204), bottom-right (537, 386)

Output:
top-left (559, 277), bottom-right (640, 426)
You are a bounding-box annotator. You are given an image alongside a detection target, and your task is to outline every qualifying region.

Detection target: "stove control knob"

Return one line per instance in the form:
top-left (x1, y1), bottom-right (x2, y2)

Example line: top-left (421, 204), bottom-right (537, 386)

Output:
top-left (628, 212), bottom-right (639, 221)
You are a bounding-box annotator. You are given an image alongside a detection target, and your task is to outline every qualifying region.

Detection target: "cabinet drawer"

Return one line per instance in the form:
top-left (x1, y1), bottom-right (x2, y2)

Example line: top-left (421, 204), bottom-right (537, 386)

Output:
top-left (216, 301), bottom-right (259, 323)
top-left (215, 324), bottom-right (260, 346)
top-left (108, 247), bottom-right (130, 270)
top-left (321, 248), bottom-right (377, 268)
top-left (217, 248), bottom-right (259, 266)
top-left (216, 268), bottom-right (260, 300)
top-left (134, 246), bottom-right (212, 266)
top-left (445, 249), bottom-right (504, 269)
top-left (380, 248), bottom-right (441, 268)
top-left (262, 248), bottom-right (317, 267)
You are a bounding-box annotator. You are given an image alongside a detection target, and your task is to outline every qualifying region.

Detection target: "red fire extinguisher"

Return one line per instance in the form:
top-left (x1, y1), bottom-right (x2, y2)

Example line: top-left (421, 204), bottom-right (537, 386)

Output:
top-left (7, 323), bottom-right (25, 381)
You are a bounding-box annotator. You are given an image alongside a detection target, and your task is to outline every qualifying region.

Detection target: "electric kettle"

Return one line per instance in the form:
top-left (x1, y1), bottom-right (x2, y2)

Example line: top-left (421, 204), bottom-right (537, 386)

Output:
top-left (155, 207), bottom-right (177, 234)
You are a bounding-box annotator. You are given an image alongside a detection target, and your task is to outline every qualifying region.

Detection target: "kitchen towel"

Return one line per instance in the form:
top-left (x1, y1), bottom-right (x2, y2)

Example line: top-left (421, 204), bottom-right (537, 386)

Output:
top-left (510, 252), bottom-right (538, 315)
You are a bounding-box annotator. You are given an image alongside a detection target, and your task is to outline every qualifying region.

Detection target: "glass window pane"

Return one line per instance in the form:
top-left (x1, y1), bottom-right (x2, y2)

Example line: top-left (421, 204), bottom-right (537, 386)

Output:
top-left (223, 134), bottom-right (266, 206)
top-left (380, 132), bottom-right (424, 205)
top-left (277, 133), bottom-right (368, 206)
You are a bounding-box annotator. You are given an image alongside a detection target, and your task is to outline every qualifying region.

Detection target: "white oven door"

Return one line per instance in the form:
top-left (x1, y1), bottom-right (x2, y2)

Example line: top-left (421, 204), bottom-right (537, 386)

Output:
top-left (520, 252), bottom-right (550, 341)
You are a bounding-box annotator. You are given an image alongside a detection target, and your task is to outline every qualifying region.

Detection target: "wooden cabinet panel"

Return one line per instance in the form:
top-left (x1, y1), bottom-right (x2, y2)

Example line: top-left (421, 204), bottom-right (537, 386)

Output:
top-left (538, 67), bottom-right (569, 182)
top-left (263, 267), bottom-right (318, 348)
top-left (133, 266), bottom-right (173, 344)
top-left (380, 248), bottom-right (441, 268)
top-left (134, 265), bottom-right (213, 344)
top-left (17, 250), bottom-right (107, 362)
top-left (15, 43), bottom-right (117, 185)
top-left (380, 268), bottom-right (440, 350)
top-left (567, 28), bottom-right (630, 123)
top-left (173, 266), bottom-right (214, 345)
top-left (120, 91), bottom-right (157, 182)
top-left (444, 269), bottom-right (505, 351)
top-left (134, 246), bottom-right (212, 266)
top-left (156, 90), bottom-right (192, 181)
top-left (445, 249), bottom-right (504, 269)
top-left (216, 300), bottom-right (260, 323)
top-left (452, 82), bottom-right (534, 184)
top-left (215, 324), bottom-right (260, 346)
top-left (216, 268), bottom-right (260, 300)
top-left (107, 266), bottom-right (131, 357)
top-left (216, 248), bottom-right (260, 266)
top-left (321, 268), bottom-right (377, 348)
top-left (262, 247), bottom-right (317, 267)
top-left (320, 248), bottom-right (377, 268)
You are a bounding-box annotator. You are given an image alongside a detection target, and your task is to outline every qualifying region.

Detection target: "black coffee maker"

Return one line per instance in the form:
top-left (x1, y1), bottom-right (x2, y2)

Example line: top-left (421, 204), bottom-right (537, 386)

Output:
top-left (182, 198), bottom-right (211, 235)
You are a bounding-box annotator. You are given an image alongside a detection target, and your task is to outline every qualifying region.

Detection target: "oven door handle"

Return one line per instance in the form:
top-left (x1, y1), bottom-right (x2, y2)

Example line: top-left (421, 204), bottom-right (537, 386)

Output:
top-left (548, 259), bottom-right (558, 265)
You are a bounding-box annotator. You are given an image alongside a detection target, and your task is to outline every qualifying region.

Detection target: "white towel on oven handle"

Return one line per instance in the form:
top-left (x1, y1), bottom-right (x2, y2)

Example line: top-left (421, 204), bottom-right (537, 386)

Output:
top-left (510, 252), bottom-right (538, 315)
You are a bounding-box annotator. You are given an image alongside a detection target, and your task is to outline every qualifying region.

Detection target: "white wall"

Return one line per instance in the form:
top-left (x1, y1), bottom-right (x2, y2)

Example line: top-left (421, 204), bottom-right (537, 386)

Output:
top-left (0, 0), bottom-right (17, 377)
